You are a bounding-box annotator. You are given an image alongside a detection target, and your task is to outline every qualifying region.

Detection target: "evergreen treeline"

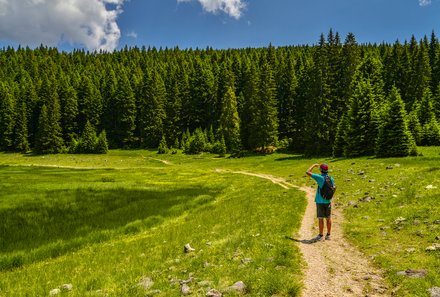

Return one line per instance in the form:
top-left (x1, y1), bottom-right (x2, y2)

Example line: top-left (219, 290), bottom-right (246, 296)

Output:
top-left (1, 30), bottom-right (440, 156)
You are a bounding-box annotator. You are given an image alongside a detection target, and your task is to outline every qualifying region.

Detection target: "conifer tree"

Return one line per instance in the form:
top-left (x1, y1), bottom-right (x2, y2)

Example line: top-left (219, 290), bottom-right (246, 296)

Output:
top-left (375, 87), bottom-right (417, 157)
top-left (13, 99), bottom-right (30, 152)
top-left (58, 76), bottom-right (79, 140)
top-left (77, 75), bottom-right (103, 129)
top-left (112, 70), bottom-right (136, 148)
top-left (78, 120), bottom-right (97, 153)
top-left (189, 57), bottom-right (216, 130)
top-left (277, 56), bottom-right (298, 141)
top-left (345, 79), bottom-right (378, 157)
top-left (35, 78), bottom-right (64, 154)
top-left (157, 135), bottom-right (169, 154)
top-left (0, 83), bottom-right (15, 150)
top-left (332, 113), bottom-right (348, 157)
top-left (139, 68), bottom-right (167, 148)
top-left (248, 62), bottom-right (278, 150)
top-left (218, 86), bottom-right (241, 153)
top-left (240, 60), bottom-right (259, 149)
top-left (407, 108), bottom-right (422, 145)
top-left (95, 130), bottom-right (109, 154)
top-left (302, 35), bottom-right (332, 156)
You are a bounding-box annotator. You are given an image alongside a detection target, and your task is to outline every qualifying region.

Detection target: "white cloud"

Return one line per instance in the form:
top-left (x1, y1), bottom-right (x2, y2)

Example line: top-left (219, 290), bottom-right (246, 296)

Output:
top-left (127, 31), bottom-right (138, 39)
top-left (419, 0), bottom-right (431, 6)
top-left (0, 0), bottom-right (126, 51)
top-left (177, 0), bottom-right (246, 19)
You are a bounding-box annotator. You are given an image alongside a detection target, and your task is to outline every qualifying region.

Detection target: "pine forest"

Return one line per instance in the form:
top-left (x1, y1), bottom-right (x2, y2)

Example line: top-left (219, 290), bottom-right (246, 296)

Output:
top-left (1, 30), bottom-right (440, 157)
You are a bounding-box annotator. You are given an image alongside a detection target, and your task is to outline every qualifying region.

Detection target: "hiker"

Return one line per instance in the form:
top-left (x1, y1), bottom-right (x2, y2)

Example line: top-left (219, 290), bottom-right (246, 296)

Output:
top-left (306, 163), bottom-right (335, 241)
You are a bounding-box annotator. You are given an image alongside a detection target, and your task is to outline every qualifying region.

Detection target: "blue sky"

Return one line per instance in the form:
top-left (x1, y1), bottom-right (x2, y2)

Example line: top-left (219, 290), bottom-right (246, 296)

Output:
top-left (0, 0), bottom-right (439, 51)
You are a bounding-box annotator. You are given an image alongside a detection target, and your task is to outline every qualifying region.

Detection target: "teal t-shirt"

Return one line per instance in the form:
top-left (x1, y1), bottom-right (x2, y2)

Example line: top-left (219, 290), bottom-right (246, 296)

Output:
top-left (311, 173), bottom-right (334, 204)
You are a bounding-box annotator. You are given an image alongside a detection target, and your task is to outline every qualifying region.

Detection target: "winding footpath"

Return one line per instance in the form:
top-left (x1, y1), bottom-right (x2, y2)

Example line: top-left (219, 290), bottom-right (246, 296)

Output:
top-left (297, 186), bottom-right (389, 297)
top-left (218, 169), bottom-right (390, 297)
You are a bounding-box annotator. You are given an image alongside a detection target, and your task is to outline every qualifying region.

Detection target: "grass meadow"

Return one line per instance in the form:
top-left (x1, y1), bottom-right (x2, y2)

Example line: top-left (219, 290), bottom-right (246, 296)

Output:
top-left (0, 148), bottom-right (440, 296)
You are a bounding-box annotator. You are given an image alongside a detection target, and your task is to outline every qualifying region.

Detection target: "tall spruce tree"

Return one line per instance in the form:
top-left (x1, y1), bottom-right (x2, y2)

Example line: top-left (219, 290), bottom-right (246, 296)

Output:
top-left (248, 62), bottom-right (278, 150)
top-left (0, 83), bottom-right (15, 150)
top-left (344, 79), bottom-right (378, 157)
top-left (302, 35), bottom-right (332, 156)
top-left (13, 98), bottom-right (30, 152)
top-left (332, 113), bottom-right (349, 157)
top-left (139, 68), bottom-right (167, 148)
top-left (218, 86), bottom-right (241, 153)
top-left (112, 70), bottom-right (136, 148)
top-left (375, 87), bottom-right (417, 157)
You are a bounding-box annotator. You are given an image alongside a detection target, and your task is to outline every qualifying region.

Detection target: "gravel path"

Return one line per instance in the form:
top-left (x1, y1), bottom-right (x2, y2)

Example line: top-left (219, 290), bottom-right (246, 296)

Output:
top-left (296, 186), bottom-right (389, 297)
top-left (215, 169), bottom-right (390, 296)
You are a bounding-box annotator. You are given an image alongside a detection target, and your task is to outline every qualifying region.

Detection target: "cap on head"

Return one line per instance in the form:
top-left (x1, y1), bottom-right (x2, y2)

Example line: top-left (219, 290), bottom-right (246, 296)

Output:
top-left (320, 163), bottom-right (329, 173)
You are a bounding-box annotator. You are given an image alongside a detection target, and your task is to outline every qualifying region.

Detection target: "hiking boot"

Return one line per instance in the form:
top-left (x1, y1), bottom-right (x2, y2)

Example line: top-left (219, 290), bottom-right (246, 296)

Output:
top-left (312, 234), bottom-right (324, 242)
top-left (325, 234), bottom-right (331, 240)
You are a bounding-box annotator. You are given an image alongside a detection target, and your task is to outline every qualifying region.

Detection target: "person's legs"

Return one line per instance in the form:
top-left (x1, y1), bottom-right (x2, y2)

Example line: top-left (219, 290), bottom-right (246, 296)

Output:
top-left (326, 218), bottom-right (332, 239)
top-left (318, 218), bottom-right (324, 236)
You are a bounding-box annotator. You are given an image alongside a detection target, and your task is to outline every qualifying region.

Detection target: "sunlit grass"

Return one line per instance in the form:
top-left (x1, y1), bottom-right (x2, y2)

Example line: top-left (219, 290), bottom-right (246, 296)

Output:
top-left (1, 147), bottom-right (439, 296)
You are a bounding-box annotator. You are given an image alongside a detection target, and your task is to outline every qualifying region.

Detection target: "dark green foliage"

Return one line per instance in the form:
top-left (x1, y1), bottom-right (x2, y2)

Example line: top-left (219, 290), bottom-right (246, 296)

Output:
top-left (184, 128), bottom-right (207, 154)
top-left (13, 99), bottom-right (30, 152)
top-left (77, 121), bottom-right (97, 153)
top-left (95, 130), bottom-right (109, 154)
top-left (332, 114), bottom-right (348, 157)
top-left (34, 79), bottom-right (64, 154)
top-left (344, 79), bottom-right (379, 157)
top-left (218, 86), bottom-right (241, 153)
top-left (70, 121), bottom-right (108, 154)
top-left (248, 62), bottom-right (279, 150)
top-left (157, 135), bottom-right (169, 154)
top-left (139, 69), bottom-right (167, 148)
top-left (375, 87), bottom-right (417, 157)
top-left (0, 83), bottom-right (15, 150)
top-left (1, 30), bottom-right (440, 157)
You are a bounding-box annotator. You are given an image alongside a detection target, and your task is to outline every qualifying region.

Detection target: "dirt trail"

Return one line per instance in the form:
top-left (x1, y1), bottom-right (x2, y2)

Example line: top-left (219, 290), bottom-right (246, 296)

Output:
top-left (297, 186), bottom-right (388, 297)
top-left (217, 169), bottom-right (389, 297)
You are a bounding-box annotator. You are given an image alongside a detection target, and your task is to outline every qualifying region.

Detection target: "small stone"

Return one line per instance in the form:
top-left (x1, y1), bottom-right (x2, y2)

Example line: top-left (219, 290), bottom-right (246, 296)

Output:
top-left (395, 217), bottom-right (406, 224)
top-left (397, 269), bottom-right (427, 278)
top-left (434, 220), bottom-right (440, 224)
top-left (426, 185), bottom-right (438, 189)
top-left (406, 248), bottom-right (416, 253)
top-left (386, 166), bottom-right (393, 170)
top-left (413, 220), bottom-right (421, 225)
top-left (227, 281), bottom-right (246, 294)
top-left (241, 258), bottom-right (253, 264)
top-left (181, 283), bottom-right (191, 295)
top-left (358, 171), bottom-right (365, 175)
top-left (49, 288), bottom-right (61, 296)
top-left (436, 236), bottom-right (440, 240)
top-left (428, 287), bottom-right (440, 297)
top-left (206, 289), bottom-right (222, 297)
top-left (198, 280), bottom-right (212, 287)
top-left (138, 277), bottom-right (154, 291)
top-left (184, 243), bottom-right (195, 253)
top-left (62, 284), bottom-right (73, 291)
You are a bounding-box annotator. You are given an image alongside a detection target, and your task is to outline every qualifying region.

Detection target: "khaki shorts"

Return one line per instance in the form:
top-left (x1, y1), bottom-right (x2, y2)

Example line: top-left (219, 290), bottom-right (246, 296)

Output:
top-left (316, 203), bottom-right (331, 218)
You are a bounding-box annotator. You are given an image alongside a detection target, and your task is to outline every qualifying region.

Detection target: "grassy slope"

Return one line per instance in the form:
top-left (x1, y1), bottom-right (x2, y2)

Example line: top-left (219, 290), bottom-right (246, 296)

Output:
top-left (0, 151), bottom-right (305, 296)
top-left (0, 148), bottom-right (439, 296)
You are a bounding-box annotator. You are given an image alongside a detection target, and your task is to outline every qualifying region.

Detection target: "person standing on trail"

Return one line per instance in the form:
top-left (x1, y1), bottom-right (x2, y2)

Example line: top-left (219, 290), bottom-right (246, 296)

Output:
top-left (306, 163), bottom-right (335, 241)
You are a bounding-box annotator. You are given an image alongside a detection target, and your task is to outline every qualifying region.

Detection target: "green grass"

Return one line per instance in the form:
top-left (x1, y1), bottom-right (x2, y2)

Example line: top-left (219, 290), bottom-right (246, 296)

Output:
top-left (0, 148), bottom-right (439, 296)
top-left (0, 150), bottom-right (305, 296)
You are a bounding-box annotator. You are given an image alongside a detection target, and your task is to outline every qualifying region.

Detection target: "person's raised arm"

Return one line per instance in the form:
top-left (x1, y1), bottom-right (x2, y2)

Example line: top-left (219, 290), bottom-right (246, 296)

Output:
top-left (306, 163), bottom-right (320, 176)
